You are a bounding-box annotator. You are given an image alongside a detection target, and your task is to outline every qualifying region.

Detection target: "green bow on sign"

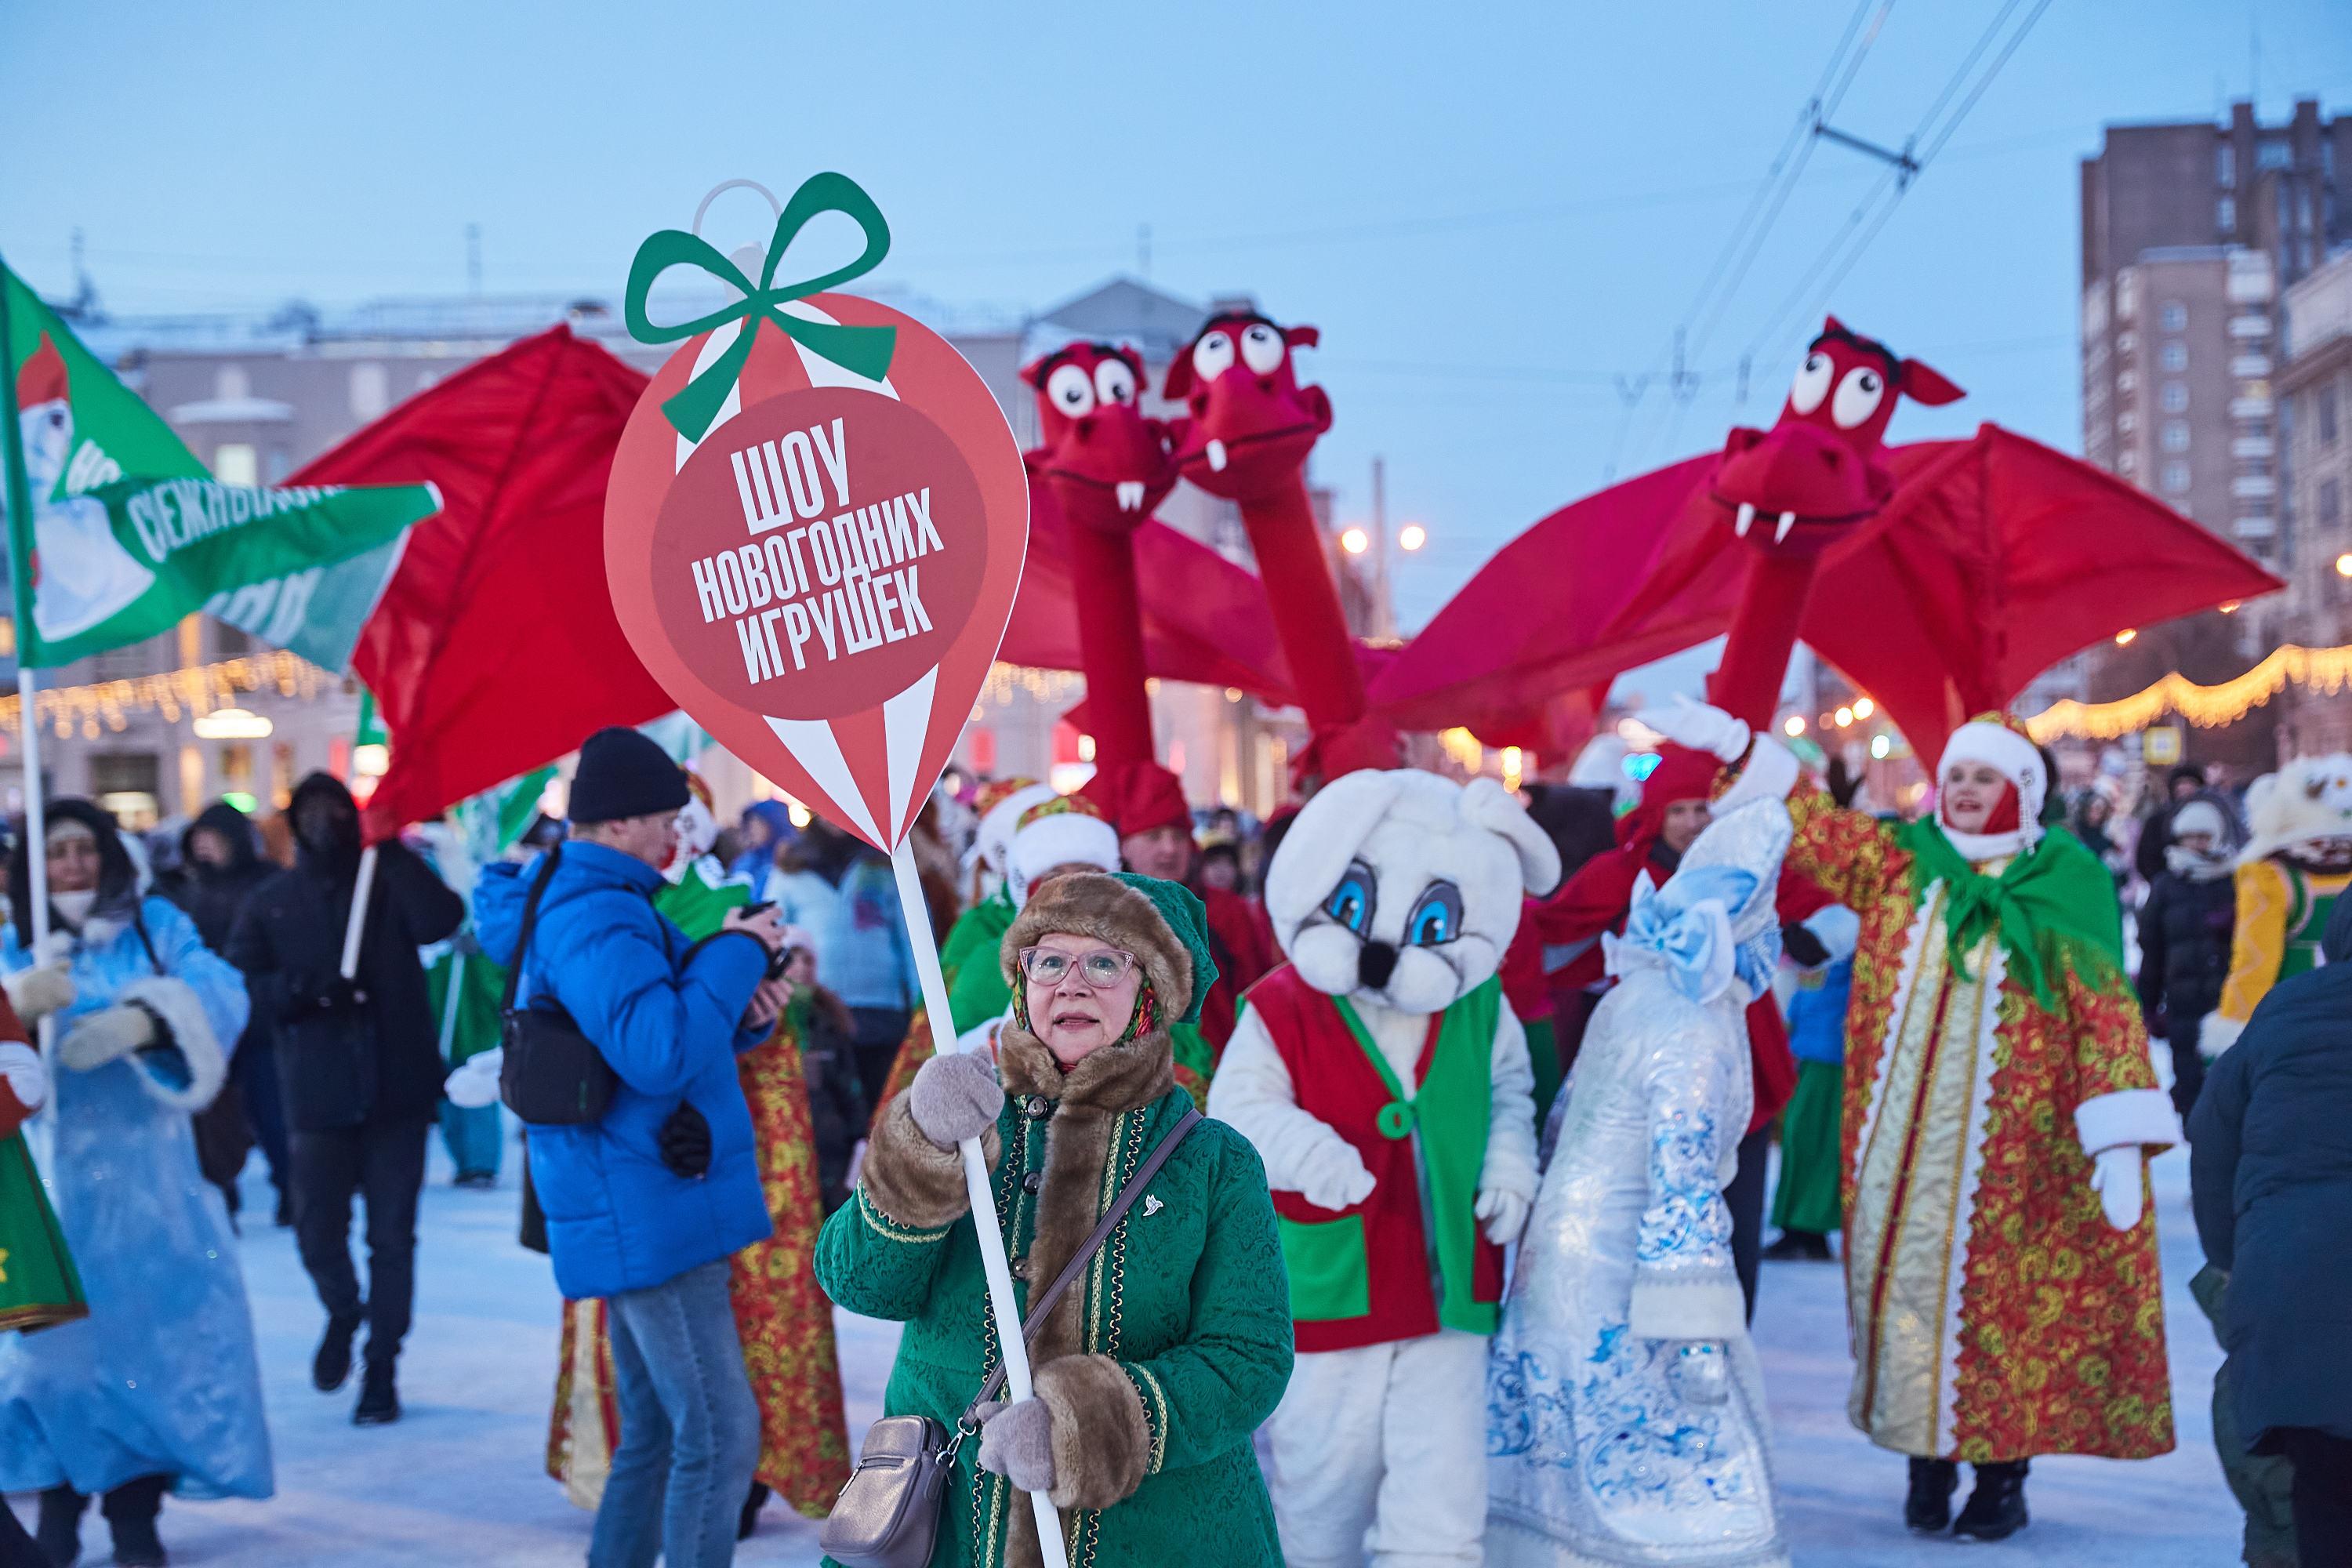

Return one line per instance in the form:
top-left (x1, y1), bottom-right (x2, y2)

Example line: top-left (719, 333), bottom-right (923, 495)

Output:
top-left (623, 171), bottom-right (898, 441)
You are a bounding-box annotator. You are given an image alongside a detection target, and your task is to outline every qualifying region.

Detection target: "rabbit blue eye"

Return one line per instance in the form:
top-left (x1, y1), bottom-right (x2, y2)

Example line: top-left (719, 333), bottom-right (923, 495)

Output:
top-left (1323, 862), bottom-right (1377, 935)
top-left (1404, 882), bottom-right (1462, 947)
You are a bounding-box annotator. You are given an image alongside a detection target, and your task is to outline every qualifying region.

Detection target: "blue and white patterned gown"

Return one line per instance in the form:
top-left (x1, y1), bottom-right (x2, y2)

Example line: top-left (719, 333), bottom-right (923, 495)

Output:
top-left (1487, 809), bottom-right (1788, 1568)
top-left (0, 899), bottom-right (273, 1500)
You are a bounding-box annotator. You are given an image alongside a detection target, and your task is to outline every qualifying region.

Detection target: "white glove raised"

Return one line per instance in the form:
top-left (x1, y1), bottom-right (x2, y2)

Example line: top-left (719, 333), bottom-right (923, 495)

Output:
top-left (1665, 1340), bottom-right (1730, 1406)
top-left (2089, 1145), bottom-right (2146, 1231)
top-left (2, 964), bottom-right (75, 1025)
top-left (57, 1004), bottom-right (158, 1072)
top-left (1649, 696), bottom-right (1751, 764)
top-left (445, 1047), bottom-right (504, 1109)
top-left (1294, 1135), bottom-right (1377, 1212)
top-left (1475, 1184), bottom-right (1532, 1247)
top-left (0, 1040), bottom-right (48, 1115)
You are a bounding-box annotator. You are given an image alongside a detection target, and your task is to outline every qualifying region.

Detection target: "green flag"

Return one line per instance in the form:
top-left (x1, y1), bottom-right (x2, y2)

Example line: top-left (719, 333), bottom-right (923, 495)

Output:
top-left (0, 261), bottom-right (433, 670)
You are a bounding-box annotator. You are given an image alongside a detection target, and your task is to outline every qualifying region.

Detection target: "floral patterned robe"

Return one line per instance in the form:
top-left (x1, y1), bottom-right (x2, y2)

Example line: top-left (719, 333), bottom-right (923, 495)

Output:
top-left (1789, 791), bottom-right (2176, 1464)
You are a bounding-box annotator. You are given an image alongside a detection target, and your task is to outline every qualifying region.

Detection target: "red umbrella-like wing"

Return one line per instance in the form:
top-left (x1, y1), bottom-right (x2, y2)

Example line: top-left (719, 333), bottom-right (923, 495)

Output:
top-left (1800, 426), bottom-right (2283, 756)
top-left (292, 326), bottom-right (665, 837)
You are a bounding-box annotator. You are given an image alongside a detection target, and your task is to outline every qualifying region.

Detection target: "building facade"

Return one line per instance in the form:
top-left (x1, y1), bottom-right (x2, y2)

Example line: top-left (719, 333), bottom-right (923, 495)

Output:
top-left (2074, 96), bottom-right (2348, 764)
top-left (2274, 252), bottom-right (2352, 753)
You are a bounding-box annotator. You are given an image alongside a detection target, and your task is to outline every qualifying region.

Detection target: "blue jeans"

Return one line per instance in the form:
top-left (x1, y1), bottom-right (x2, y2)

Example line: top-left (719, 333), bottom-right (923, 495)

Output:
top-left (588, 1259), bottom-right (761, 1568)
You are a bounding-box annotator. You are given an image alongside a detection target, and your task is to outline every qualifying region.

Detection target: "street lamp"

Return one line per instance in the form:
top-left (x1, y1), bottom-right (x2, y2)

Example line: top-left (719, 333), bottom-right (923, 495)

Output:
top-left (1397, 523), bottom-right (1428, 552)
top-left (1340, 525), bottom-right (1370, 555)
top-left (1853, 697), bottom-right (1875, 720)
top-left (1782, 715), bottom-right (1806, 737)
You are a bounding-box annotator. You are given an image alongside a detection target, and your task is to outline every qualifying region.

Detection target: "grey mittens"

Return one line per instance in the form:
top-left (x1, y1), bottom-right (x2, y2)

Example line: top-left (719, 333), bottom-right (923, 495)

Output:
top-left (906, 1051), bottom-right (1004, 1148)
top-left (974, 1396), bottom-right (1056, 1494)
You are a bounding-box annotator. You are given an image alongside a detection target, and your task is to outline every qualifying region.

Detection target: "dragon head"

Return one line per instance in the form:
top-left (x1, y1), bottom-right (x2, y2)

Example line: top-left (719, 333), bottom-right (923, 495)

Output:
top-left (1162, 312), bottom-right (1333, 501)
top-left (1712, 316), bottom-right (1962, 557)
top-left (1022, 341), bottom-right (1177, 532)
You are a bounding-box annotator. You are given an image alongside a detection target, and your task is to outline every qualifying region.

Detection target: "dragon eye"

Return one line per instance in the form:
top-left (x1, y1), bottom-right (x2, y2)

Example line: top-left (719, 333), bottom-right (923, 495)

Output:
top-left (1789, 350), bottom-right (1833, 415)
top-left (1403, 881), bottom-right (1463, 946)
top-left (1191, 330), bottom-right (1235, 383)
top-left (1323, 861), bottom-right (1377, 935)
top-left (1240, 323), bottom-right (1286, 375)
top-left (1093, 358), bottom-right (1137, 405)
top-left (1832, 365), bottom-right (1886, 430)
top-left (1045, 362), bottom-right (1095, 418)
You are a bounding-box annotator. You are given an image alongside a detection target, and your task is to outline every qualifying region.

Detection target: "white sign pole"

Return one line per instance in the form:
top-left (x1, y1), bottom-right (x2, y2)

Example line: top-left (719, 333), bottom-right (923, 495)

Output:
top-left (339, 844), bottom-right (379, 982)
top-left (890, 837), bottom-right (1063, 1562)
top-left (15, 666), bottom-right (55, 1189)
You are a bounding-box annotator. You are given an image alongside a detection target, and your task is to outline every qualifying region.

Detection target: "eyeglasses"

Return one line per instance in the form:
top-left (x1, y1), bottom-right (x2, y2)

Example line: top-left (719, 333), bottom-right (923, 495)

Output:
top-left (1018, 946), bottom-right (1138, 989)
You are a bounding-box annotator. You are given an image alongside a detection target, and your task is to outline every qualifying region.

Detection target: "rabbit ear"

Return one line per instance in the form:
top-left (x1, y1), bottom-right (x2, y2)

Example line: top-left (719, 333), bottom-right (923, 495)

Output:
top-left (1265, 771), bottom-right (1409, 939)
top-left (1462, 775), bottom-right (1563, 896)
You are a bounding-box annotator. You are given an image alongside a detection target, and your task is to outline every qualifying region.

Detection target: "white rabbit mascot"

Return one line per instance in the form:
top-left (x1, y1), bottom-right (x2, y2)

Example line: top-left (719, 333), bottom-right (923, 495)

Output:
top-left (1208, 769), bottom-right (1559, 1568)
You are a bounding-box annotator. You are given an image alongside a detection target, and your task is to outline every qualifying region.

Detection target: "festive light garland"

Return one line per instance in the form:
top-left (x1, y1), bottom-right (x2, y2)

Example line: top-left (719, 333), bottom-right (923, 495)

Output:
top-left (2024, 642), bottom-right (2352, 742)
top-left (0, 651), bottom-right (334, 741)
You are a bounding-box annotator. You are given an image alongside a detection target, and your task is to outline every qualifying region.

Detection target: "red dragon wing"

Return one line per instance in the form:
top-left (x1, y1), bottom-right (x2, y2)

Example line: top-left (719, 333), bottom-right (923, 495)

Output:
top-left (1367, 453), bottom-right (1728, 735)
top-left (1800, 425), bottom-right (2282, 757)
top-left (1000, 503), bottom-right (1302, 702)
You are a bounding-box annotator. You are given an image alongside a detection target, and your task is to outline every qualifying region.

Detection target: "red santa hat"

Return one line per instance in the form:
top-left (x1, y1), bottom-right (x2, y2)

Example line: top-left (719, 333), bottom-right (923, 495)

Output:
top-left (1081, 760), bottom-right (1191, 840)
top-left (1615, 744), bottom-right (1726, 853)
top-left (1007, 794), bottom-right (1121, 907)
top-left (15, 333), bottom-right (67, 409)
top-left (1935, 711), bottom-right (2047, 858)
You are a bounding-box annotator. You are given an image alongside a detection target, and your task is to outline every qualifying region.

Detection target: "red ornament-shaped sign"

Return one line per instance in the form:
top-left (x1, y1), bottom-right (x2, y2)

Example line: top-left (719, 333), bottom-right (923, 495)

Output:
top-left (605, 179), bottom-right (1026, 851)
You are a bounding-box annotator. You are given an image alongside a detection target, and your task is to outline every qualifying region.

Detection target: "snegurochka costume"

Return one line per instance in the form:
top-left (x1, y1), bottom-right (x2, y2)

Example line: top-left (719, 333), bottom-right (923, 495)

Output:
top-left (1664, 702), bottom-right (2175, 1537)
top-left (1487, 799), bottom-right (1794, 1568)
top-left (546, 836), bottom-right (849, 1518)
top-left (2199, 753), bottom-right (2352, 1058)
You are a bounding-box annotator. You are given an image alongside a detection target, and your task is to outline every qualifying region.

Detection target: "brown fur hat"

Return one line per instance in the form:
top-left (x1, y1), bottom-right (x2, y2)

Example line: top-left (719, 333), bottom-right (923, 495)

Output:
top-left (1000, 871), bottom-right (1196, 1024)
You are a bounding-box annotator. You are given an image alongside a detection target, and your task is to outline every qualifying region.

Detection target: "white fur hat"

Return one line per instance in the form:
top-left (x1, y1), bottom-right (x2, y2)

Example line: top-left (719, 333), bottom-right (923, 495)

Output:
top-left (1006, 797), bottom-right (1120, 908)
top-left (1935, 713), bottom-right (2047, 858)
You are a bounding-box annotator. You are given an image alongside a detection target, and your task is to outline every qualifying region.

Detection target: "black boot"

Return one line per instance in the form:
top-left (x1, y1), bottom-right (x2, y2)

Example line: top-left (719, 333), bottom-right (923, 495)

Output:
top-left (34, 1486), bottom-right (85, 1567)
top-left (737, 1481), bottom-right (769, 1541)
top-left (354, 1361), bottom-right (401, 1426)
top-left (312, 1312), bottom-right (361, 1392)
top-left (1953, 1459), bottom-right (2029, 1541)
top-left (99, 1475), bottom-right (168, 1568)
top-left (1904, 1457), bottom-right (1960, 1533)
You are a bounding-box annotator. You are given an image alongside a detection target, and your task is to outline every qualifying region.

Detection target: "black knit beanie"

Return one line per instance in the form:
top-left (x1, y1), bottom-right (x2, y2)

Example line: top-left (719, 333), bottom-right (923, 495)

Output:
top-left (568, 728), bottom-right (689, 825)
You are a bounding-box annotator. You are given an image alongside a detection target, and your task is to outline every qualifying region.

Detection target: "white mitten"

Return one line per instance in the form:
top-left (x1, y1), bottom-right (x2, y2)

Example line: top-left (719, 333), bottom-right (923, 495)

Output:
top-left (2198, 1013), bottom-right (2245, 1060)
top-left (0, 1040), bottom-right (48, 1114)
top-left (57, 1004), bottom-right (157, 1072)
top-left (1475, 1184), bottom-right (1532, 1247)
top-left (2089, 1145), bottom-right (2145, 1231)
top-left (2, 964), bottom-right (75, 1025)
top-left (1294, 1135), bottom-right (1377, 1211)
top-left (445, 1047), bottom-right (504, 1109)
top-left (1665, 1340), bottom-right (1730, 1406)
top-left (1650, 697), bottom-right (1751, 763)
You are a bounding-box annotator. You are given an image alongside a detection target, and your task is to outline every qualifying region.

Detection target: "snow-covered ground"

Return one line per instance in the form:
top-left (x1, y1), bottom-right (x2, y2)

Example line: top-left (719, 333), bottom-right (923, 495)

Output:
top-left (5, 1127), bottom-right (2241, 1566)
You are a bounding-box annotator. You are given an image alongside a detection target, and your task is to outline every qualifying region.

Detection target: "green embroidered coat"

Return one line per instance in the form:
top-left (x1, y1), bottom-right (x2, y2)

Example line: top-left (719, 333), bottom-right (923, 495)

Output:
top-left (816, 915), bottom-right (1293, 1568)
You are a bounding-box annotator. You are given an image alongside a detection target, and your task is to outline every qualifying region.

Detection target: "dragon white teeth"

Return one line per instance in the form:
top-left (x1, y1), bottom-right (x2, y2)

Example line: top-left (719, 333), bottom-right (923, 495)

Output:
top-left (1774, 510), bottom-right (1796, 544)
top-left (1734, 502), bottom-right (1755, 538)
top-left (1116, 481), bottom-right (1145, 512)
top-left (1205, 438), bottom-right (1229, 473)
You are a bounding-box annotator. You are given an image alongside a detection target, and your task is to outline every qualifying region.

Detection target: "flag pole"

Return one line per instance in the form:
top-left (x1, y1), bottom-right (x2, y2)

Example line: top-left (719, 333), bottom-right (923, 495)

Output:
top-left (890, 836), bottom-right (1065, 1563)
top-left (339, 844), bottom-right (379, 982)
top-left (0, 259), bottom-right (58, 1186)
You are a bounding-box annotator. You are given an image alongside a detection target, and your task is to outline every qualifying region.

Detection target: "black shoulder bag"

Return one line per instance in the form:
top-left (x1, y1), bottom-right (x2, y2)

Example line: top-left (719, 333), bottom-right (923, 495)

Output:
top-left (498, 847), bottom-right (618, 1126)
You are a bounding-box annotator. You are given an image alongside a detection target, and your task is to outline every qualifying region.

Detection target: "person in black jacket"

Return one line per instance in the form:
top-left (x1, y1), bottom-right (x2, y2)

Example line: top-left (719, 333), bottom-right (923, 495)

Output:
top-left (226, 774), bottom-right (464, 1426)
top-left (2136, 793), bottom-right (2241, 1123)
top-left (2191, 895), bottom-right (2352, 1567)
top-left (167, 802), bottom-right (291, 1227)
top-left (2135, 762), bottom-right (2212, 885)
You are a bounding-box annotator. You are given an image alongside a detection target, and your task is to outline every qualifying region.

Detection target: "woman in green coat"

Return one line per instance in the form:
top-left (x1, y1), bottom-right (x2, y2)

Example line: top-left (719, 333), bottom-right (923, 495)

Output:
top-left (815, 871), bottom-right (1292, 1568)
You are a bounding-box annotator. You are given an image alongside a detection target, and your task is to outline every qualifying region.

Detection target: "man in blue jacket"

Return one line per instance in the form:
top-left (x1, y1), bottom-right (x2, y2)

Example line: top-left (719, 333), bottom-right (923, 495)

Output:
top-left (477, 728), bottom-right (785, 1568)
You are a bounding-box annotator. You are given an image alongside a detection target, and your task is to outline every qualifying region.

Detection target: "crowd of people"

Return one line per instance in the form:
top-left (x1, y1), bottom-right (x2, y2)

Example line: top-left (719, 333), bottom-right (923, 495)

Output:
top-left (0, 714), bottom-right (2339, 1568)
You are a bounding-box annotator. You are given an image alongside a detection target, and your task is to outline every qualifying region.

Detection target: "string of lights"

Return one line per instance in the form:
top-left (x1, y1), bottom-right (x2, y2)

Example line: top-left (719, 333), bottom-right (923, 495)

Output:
top-left (2023, 643), bottom-right (2352, 742)
top-left (0, 651), bottom-right (333, 740)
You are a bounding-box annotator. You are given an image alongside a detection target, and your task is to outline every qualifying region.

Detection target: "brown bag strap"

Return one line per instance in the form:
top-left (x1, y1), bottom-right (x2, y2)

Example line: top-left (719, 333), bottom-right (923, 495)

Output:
top-left (960, 1105), bottom-right (1200, 1421)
